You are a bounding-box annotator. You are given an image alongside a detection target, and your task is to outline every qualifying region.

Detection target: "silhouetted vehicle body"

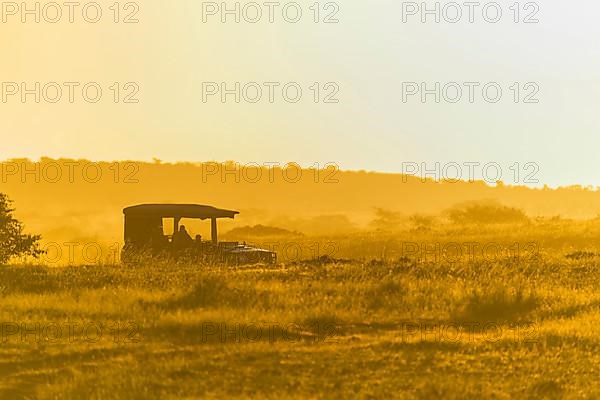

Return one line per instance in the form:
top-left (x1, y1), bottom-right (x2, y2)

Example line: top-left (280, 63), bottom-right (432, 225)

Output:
top-left (122, 204), bottom-right (277, 264)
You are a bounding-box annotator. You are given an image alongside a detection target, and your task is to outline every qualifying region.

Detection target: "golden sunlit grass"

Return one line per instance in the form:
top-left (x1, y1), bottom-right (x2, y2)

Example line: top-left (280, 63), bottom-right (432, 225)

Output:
top-left (1, 223), bottom-right (600, 399)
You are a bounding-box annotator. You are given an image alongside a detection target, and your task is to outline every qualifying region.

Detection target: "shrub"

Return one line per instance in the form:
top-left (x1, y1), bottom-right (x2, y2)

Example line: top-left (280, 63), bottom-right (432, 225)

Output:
top-left (0, 193), bottom-right (43, 264)
top-left (446, 201), bottom-right (529, 225)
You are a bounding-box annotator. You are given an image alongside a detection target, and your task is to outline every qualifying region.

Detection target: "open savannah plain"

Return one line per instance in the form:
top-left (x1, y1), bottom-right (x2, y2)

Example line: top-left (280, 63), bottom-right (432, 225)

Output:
top-left (1, 160), bottom-right (599, 399)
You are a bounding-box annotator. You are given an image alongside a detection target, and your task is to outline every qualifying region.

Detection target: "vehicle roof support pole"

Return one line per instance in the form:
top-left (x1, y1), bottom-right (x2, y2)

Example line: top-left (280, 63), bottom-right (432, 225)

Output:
top-left (211, 217), bottom-right (218, 245)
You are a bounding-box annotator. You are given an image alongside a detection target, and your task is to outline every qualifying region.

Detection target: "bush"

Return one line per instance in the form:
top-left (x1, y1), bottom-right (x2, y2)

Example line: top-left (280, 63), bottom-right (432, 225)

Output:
top-left (446, 201), bottom-right (529, 225)
top-left (0, 193), bottom-right (43, 264)
top-left (369, 208), bottom-right (405, 231)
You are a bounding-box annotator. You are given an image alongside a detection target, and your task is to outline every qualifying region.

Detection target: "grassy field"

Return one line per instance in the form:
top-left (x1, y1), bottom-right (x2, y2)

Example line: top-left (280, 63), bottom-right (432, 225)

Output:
top-left (1, 222), bottom-right (599, 399)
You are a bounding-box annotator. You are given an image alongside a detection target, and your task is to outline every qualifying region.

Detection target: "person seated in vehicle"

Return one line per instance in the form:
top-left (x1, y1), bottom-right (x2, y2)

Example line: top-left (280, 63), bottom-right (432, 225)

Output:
top-left (173, 225), bottom-right (193, 248)
top-left (149, 224), bottom-right (168, 248)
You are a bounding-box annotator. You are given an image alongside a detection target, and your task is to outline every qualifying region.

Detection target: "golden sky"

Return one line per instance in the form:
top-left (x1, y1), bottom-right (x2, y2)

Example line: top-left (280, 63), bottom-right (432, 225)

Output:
top-left (1, 0), bottom-right (600, 187)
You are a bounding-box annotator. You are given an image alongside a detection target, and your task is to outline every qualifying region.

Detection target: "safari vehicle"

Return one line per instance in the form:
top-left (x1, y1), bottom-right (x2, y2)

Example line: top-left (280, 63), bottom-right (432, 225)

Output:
top-left (122, 204), bottom-right (277, 264)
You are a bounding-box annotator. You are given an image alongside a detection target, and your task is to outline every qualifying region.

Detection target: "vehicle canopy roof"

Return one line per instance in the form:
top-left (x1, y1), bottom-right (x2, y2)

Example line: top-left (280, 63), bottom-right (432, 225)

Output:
top-left (123, 204), bottom-right (239, 220)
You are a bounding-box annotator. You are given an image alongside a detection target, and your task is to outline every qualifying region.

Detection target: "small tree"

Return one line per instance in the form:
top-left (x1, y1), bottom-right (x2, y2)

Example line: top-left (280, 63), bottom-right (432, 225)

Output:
top-left (409, 214), bottom-right (437, 230)
top-left (0, 193), bottom-right (43, 264)
top-left (369, 208), bottom-right (405, 231)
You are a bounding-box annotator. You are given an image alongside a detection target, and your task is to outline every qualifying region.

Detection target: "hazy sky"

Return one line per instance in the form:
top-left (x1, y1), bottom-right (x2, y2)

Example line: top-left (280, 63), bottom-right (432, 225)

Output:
top-left (1, 0), bottom-right (599, 187)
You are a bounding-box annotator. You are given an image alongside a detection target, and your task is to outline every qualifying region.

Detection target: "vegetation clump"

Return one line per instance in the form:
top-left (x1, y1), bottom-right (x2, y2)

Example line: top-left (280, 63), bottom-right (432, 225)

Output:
top-left (446, 200), bottom-right (529, 225)
top-left (0, 193), bottom-right (43, 264)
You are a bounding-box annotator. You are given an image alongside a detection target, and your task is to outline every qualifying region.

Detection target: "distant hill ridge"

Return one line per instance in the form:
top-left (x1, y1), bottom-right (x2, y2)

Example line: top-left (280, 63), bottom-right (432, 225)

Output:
top-left (2, 158), bottom-right (600, 245)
